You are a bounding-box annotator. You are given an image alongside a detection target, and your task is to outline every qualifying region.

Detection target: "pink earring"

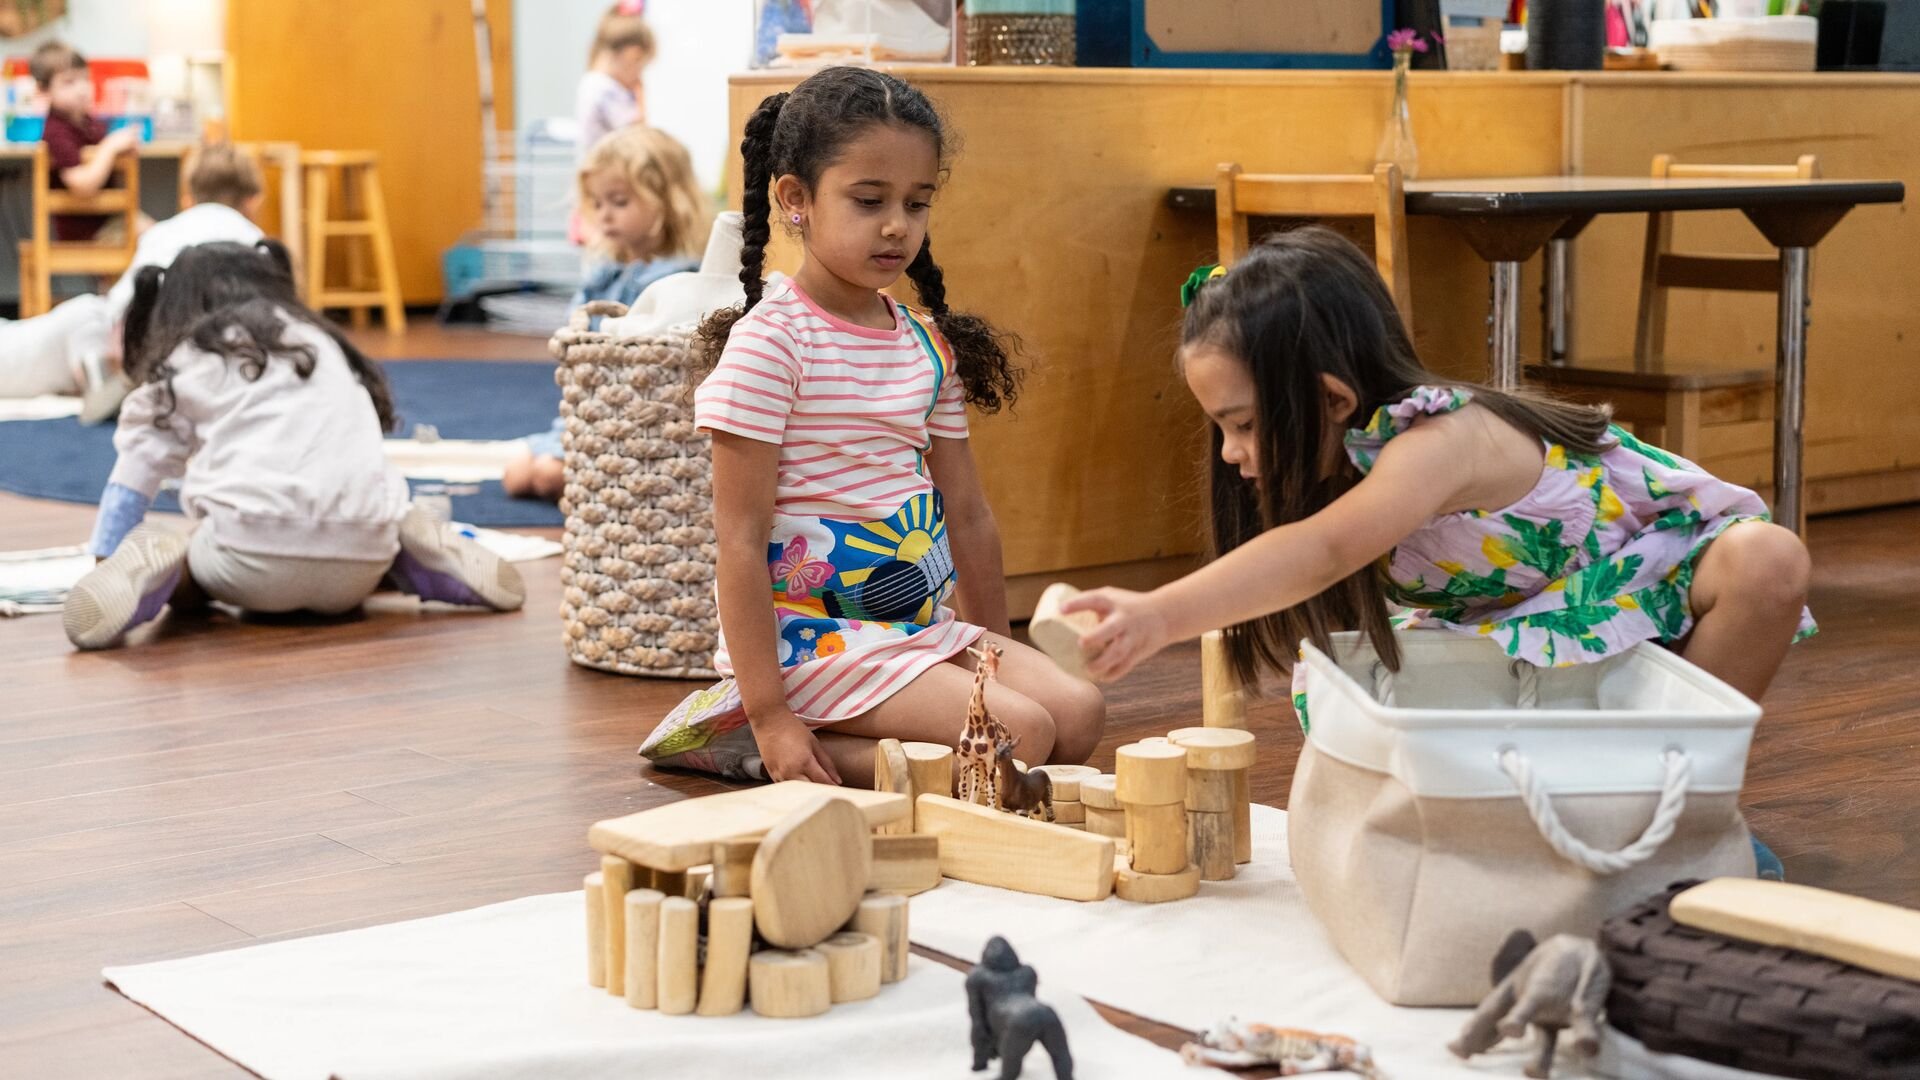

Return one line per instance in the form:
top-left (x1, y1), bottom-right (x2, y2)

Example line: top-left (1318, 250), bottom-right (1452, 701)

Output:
top-left (790, 213), bottom-right (802, 225)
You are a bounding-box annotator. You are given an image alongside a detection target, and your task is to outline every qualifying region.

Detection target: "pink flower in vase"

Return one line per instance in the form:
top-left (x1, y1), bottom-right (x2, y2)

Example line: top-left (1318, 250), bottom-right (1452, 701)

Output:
top-left (1387, 28), bottom-right (1431, 54)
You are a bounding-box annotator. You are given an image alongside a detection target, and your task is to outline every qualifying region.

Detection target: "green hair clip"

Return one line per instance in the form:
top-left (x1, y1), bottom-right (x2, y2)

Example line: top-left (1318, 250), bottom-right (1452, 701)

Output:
top-left (1181, 263), bottom-right (1227, 308)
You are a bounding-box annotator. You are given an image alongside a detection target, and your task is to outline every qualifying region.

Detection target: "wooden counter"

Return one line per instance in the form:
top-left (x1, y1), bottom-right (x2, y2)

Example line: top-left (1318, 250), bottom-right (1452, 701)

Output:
top-left (728, 68), bottom-right (1920, 605)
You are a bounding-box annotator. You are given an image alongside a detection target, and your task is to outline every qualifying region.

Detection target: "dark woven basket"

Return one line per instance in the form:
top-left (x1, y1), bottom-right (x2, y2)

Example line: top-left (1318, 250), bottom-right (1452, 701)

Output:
top-left (1600, 881), bottom-right (1920, 1080)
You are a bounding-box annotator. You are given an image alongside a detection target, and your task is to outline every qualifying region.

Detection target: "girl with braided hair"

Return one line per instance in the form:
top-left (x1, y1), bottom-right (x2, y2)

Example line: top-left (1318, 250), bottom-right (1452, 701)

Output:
top-left (640, 66), bottom-right (1104, 786)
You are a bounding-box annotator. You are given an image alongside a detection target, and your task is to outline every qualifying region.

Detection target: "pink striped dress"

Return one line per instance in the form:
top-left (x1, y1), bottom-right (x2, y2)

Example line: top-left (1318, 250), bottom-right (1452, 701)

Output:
top-left (640, 277), bottom-right (984, 776)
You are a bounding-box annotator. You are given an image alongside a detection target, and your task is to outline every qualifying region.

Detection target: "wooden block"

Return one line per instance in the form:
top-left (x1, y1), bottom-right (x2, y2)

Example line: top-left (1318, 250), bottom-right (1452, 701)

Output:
top-left (584, 871), bottom-right (606, 989)
top-left (684, 866), bottom-right (710, 901)
top-left (902, 741), bottom-right (954, 800)
top-left (1190, 809), bottom-right (1235, 881)
top-left (817, 931), bottom-right (884, 1003)
top-left (851, 893), bottom-right (910, 984)
top-left (1116, 743), bottom-right (1188, 806)
top-left (657, 896), bottom-right (699, 1015)
top-left (600, 855), bottom-right (634, 996)
top-left (1201, 629), bottom-right (1247, 729)
top-left (711, 839), bottom-right (756, 898)
top-left (1168, 726), bottom-right (1257, 771)
top-left (1671, 878), bottom-right (1920, 982)
top-left (1078, 774), bottom-right (1121, 811)
top-left (1028, 581), bottom-right (1099, 678)
top-left (1086, 805), bottom-right (1127, 838)
top-left (589, 782), bottom-right (910, 872)
top-left (1051, 799), bottom-right (1085, 825)
top-left (696, 896), bottom-right (753, 1016)
top-left (869, 833), bottom-right (942, 896)
top-left (1185, 768), bottom-right (1236, 813)
top-left (1115, 862), bottom-right (1202, 904)
top-left (916, 794), bottom-right (1116, 902)
top-left (749, 948), bottom-right (832, 1018)
top-left (872, 739), bottom-right (915, 836)
top-left (1033, 764), bottom-right (1098, 801)
top-left (623, 888), bottom-right (665, 1009)
top-left (751, 795), bottom-right (872, 949)
top-left (1233, 771), bottom-right (1252, 865)
top-left (1127, 800), bottom-right (1188, 875)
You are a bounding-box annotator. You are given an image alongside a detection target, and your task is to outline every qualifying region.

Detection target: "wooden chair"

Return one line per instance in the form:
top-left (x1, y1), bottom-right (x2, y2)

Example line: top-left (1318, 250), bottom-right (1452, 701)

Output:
top-left (1528, 154), bottom-right (1817, 464)
top-left (1214, 161), bottom-right (1413, 329)
top-left (233, 141), bottom-right (307, 298)
top-left (15, 144), bottom-right (140, 317)
top-left (301, 150), bottom-right (405, 334)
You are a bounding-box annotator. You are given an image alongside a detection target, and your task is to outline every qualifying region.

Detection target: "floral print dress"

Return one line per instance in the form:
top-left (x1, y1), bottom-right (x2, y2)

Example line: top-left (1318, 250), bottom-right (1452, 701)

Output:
top-left (1291, 386), bottom-right (1815, 729)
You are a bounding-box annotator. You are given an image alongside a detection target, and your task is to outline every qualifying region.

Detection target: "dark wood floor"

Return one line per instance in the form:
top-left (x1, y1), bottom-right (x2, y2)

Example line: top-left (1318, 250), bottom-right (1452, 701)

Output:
top-left (2, 323), bottom-right (1917, 1075)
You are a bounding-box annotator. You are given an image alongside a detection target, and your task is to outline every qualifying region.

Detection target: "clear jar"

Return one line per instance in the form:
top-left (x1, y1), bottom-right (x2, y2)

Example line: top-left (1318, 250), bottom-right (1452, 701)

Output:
top-left (965, 0), bottom-right (1075, 66)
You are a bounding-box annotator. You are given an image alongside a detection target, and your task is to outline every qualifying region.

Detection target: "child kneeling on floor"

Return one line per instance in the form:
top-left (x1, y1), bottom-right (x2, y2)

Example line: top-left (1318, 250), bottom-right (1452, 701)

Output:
top-left (65, 240), bottom-right (526, 651)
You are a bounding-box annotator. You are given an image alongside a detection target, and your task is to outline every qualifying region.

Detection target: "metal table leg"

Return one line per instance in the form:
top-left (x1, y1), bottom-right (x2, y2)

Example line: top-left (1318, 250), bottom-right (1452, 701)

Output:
top-left (1774, 246), bottom-right (1811, 534)
top-left (1543, 237), bottom-right (1571, 367)
top-left (1490, 260), bottom-right (1523, 390)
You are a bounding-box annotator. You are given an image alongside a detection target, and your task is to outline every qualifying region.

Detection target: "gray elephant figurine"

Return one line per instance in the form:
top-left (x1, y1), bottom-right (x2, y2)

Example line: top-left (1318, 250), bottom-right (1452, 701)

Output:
top-left (1448, 930), bottom-right (1611, 1079)
top-left (966, 936), bottom-right (1074, 1080)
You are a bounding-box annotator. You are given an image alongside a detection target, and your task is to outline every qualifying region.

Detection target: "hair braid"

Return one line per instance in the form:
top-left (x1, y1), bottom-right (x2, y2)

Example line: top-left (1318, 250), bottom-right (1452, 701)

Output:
top-left (694, 91), bottom-right (788, 373)
top-left (907, 235), bottom-right (1021, 413)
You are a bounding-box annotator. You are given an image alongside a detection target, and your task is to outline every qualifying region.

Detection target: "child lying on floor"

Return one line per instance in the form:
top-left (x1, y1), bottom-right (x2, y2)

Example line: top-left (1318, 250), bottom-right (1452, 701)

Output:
top-left (64, 240), bottom-right (526, 650)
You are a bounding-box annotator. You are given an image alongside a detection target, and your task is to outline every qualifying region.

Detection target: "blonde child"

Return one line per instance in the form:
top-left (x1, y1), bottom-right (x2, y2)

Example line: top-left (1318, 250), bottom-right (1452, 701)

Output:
top-left (1064, 228), bottom-right (1814, 709)
top-left (503, 125), bottom-right (712, 501)
top-left (66, 241), bottom-right (525, 650)
top-left (638, 67), bottom-right (1104, 786)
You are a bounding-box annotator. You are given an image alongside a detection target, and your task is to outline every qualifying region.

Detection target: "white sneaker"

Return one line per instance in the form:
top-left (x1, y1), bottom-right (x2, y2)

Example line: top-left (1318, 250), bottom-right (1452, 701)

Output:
top-left (64, 526), bottom-right (190, 650)
top-left (387, 508), bottom-right (526, 611)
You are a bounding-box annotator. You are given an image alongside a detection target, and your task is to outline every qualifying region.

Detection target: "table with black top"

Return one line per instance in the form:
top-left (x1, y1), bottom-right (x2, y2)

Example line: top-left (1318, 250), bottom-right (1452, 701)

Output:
top-left (1168, 175), bottom-right (1905, 532)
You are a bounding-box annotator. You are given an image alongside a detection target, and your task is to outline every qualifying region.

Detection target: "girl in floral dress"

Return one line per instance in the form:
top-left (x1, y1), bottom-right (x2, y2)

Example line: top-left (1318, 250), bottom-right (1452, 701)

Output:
top-left (639, 68), bottom-right (1103, 786)
top-left (1065, 227), bottom-right (1815, 720)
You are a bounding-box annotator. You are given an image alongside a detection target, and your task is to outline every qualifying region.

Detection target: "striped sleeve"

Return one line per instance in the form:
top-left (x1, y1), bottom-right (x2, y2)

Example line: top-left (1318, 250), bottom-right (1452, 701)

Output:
top-left (926, 329), bottom-right (969, 441)
top-left (696, 317), bottom-right (801, 445)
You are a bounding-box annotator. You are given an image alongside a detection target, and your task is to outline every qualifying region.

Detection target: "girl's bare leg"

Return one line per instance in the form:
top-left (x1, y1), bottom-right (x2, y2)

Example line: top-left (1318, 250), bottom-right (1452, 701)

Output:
top-left (818, 657), bottom-right (1059, 787)
top-left (1681, 521), bottom-right (1811, 701)
top-left (962, 633), bottom-right (1106, 765)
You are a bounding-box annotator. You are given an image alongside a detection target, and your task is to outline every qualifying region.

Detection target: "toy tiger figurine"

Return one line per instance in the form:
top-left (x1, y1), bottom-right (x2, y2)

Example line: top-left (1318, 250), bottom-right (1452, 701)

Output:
top-left (1179, 1018), bottom-right (1384, 1079)
top-left (956, 644), bottom-right (1008, 809)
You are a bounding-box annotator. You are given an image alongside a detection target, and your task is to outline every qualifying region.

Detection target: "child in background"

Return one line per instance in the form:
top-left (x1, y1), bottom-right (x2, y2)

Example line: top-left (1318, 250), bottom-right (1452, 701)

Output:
top-left (29, 41), bottom-right (145, 244)
top-left (570, 1), bottom-right (655, 247)
top-left (503, 126), bottom-right (712, 501)
top-left (1064, 228), bottom-right (1815, 711)
top-left (638, 67), bottom-right (1104, 786)
top-left (65, 241), bottom-right (525, 651)
top-left (0, 142), bottom-right (267, 419)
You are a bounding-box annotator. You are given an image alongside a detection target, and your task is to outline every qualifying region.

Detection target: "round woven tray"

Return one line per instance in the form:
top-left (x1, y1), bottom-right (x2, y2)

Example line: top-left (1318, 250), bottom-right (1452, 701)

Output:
top-left (548, 301), bottom-right (718, 679)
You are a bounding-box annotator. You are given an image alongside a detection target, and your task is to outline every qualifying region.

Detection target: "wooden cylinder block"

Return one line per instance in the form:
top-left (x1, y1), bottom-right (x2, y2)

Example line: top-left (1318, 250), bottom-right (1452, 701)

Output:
top-left (600, 856), bottom-right (634, 996)
top-left (903, 741), bottom-right (955, 798)
top-left (1051, 799), bottom-right (1085, 824)
top-left (1185, 768), bottom-right (1236, 813)
top-left (623, 888), bottom-right (665, 1009)
top-left (1127, 800), bottom-right (1189, 874)
top-left (696, 896), bottom-right (754, 1016)
top-left (1190, 810), bottom-right (1235, 881)
top-left (1085, 805), bottom-right (1127, 838)
top-left (1032, 764), bottom-right (1098, 801)
top-left (1115, 743), bottom-right (1188, 806)
top-left (1233, 771), bottom-right (1253, 865)
top-left (657, 896), bottom-right (699, 1015)
top-left (584, 871), bottom-right (606, 988)
top-left (1115, 862), bottom-right (1201, 904)
top-left (1168, 726), bottom-right (1257, 771)
top-left (872, 739), bottom-right (915, 836)
top-left (1078, 774), bottom-right (1120, 811)
top-left (818, 931), bottom-right (884, 1003)
top-left (711, 839), bottom-right (756, 898)
top-left (851, 892), bottom-right (910, 984)
top-left (749, 948), bottom-right (832, 1018)
top-left (1202, 629), bottom-right (1247, 729)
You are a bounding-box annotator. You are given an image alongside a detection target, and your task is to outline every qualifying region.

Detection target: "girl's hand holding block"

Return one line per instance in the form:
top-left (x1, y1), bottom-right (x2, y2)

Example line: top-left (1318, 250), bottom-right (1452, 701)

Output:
top-left (1027, 582), bottom-right (1100, 679)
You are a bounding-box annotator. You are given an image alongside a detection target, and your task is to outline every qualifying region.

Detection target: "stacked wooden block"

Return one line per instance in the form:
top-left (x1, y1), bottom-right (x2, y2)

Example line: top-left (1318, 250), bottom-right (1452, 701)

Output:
top-left (1169, 727), bottom-right (1256, 880)
top-left (1113, 742), bottom-right (1200, 902)
top-left (582, 782), bottom-right (934, 1019)
top-left (1034, 764), bottom-right (1098, 828)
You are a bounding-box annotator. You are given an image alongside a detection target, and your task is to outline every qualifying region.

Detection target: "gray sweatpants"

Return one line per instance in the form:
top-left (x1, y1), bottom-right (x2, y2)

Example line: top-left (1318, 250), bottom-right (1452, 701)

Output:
top-left (188, 527), bottom-right (391, 615)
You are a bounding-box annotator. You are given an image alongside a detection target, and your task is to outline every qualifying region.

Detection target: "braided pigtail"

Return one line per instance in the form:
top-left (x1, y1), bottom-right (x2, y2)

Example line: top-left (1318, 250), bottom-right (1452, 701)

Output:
top-left (694, 90), bottom-right (788, 377)
top-left (906, 235), bottom-right (1022, 413)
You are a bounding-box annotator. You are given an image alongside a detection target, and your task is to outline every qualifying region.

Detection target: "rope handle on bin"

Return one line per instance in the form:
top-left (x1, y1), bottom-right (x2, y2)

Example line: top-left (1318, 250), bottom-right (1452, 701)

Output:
top-left (1501, 747), bottom-right (1691, 875)
top-left (567, 299), bottom-right (632, 332)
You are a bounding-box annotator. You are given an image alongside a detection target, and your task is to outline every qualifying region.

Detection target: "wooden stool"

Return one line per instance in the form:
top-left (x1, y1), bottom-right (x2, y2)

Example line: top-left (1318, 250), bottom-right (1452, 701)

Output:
top-left (300, 150), bottom-right (405, 334)
top-left (1531, 154), bottom-right (1816, 471)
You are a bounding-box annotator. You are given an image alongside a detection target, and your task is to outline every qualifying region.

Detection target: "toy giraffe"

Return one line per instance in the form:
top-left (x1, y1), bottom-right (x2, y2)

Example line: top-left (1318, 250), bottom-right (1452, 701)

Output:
top-left (956, 643), bottom-right (1008, 808)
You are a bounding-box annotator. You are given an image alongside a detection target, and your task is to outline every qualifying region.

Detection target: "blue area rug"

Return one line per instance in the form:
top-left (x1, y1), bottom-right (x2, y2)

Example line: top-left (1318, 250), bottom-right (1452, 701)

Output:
top-left (0, 361), bottom-right (565, 527)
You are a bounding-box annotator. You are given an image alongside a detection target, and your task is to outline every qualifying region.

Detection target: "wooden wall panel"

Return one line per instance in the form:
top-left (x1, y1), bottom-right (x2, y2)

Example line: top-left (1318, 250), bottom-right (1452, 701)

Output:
top-left (226, 0), bottom-right (515, 303)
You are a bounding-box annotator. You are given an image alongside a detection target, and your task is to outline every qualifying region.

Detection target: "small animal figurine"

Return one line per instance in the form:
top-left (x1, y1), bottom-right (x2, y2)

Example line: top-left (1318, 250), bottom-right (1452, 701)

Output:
top-left (966, 936), bottom-right (1073, 1080)
top-left (994, 735), bottom-right (1055, 821)
top-left (1179, 1018), bottom-right (1383, 1078)
top-left (957, 644), bottom-right (1009, 809)
top-left (1448, 930), bottom-right (1611, 1080)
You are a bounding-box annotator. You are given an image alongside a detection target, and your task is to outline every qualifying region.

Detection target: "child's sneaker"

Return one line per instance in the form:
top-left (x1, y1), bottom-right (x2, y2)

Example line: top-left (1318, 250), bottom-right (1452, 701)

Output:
top-left (63, 526), bottom-right (189, 650)
top-left (388, 508), bottom-right (526, 611)
top-left (640, 680), bottom-right (768, 782)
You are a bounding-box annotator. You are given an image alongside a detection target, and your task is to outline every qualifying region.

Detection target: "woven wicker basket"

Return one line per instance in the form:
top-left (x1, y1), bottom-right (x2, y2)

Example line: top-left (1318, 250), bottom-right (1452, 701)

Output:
top-left (548, 300), bottom-right (718, 679)
top-left (1601, 881), bottom-right (1920, 1080)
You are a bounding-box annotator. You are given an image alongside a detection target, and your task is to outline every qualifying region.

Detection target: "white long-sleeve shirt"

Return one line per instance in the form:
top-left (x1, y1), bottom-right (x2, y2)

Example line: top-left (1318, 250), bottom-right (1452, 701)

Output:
top-left (104, 203), bottom-right (265, 321)
top-left (104, 311), bottom-right (410, 562)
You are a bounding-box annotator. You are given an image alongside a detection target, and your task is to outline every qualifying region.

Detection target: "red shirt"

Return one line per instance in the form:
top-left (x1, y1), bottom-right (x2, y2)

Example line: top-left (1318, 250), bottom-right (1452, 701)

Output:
top-left (43, 109), bottom-right (112, 242)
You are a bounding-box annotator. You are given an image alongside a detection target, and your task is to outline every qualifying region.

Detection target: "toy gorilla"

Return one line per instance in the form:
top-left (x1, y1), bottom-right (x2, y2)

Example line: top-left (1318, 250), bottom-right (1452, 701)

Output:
top-left (966, 936), bottom-right (1074, 1080)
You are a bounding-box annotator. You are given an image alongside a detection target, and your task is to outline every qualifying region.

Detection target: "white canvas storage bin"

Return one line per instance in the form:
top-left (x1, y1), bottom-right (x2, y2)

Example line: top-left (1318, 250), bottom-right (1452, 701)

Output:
top-left (1287, 631), bottom-right (1759, 1006)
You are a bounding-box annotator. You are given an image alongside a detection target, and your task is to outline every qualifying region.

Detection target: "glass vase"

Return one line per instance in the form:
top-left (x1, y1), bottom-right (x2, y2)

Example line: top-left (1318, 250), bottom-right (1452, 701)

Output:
top-left (1374, 51), bottom-right (1419, 180)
